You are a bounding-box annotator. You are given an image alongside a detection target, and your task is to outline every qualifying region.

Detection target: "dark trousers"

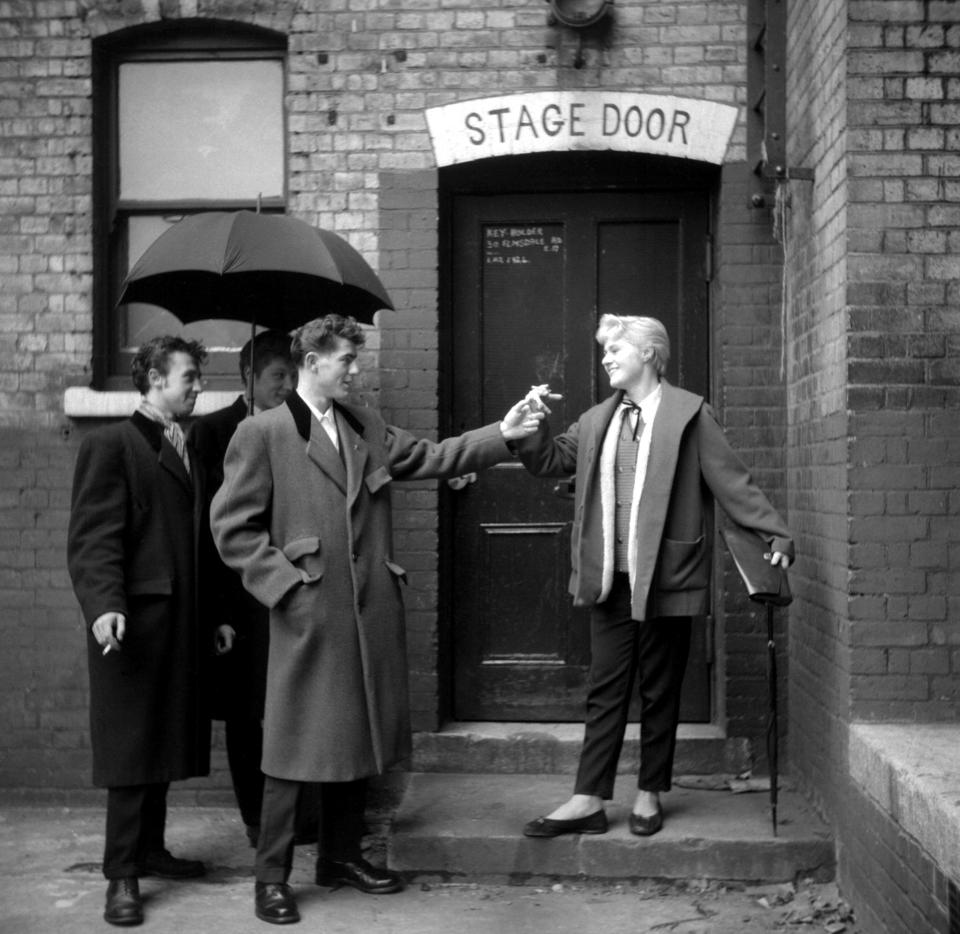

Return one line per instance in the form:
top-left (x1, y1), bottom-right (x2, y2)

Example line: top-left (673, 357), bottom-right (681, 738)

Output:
top-left (255, 776), bottom-right (367, 883)
top-left (103, 782), bottom-right (169, 879)
top-left (574, 573), bottom-right (692, 800)
top-left (224, 715), bottom-right (265, 828)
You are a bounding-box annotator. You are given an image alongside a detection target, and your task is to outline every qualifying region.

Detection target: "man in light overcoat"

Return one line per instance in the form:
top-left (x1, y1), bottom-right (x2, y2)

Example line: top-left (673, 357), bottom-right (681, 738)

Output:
top-left (211, 314), bottom-right (543, 925)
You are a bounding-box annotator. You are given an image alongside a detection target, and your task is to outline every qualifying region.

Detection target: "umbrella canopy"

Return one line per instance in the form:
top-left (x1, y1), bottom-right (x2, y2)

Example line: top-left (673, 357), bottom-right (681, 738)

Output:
top-left (118, 211), bottom-right (394, 328)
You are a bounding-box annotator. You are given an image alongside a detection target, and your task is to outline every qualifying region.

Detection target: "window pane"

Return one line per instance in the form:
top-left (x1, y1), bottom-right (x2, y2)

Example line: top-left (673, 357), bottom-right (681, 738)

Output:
top-left (119, 60), bottom-right (283, 201)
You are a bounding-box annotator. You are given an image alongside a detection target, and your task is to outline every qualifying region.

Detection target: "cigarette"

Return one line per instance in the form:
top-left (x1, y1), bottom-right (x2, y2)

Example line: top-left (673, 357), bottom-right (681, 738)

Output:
top-left (102, 644), bottom-right (112, 656)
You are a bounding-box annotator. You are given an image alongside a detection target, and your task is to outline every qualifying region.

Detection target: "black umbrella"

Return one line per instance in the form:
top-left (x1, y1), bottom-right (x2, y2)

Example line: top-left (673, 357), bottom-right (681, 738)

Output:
top-left (720, 525), bottom-right (793, 836)
top-left (118, 211), bottom-right (395, 412)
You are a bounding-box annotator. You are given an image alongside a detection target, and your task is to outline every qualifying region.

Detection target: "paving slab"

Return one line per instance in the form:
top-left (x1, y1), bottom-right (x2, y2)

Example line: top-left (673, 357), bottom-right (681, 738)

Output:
top-left (389, 773), bottom-right (834, 884)
top-left (0, 804), bottom-right (858, 934)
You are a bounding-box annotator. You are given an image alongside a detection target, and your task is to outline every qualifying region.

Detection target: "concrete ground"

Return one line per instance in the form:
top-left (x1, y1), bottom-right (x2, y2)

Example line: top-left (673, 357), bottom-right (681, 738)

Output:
top-left (0, 805), bottom-right (863, 934)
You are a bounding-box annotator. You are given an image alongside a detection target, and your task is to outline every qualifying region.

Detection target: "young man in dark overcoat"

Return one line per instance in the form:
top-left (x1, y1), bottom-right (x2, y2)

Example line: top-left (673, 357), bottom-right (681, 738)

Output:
top-left (67, 336), bottom-right (212, 926)
top-left (189, 329), bottom-right (320, 847)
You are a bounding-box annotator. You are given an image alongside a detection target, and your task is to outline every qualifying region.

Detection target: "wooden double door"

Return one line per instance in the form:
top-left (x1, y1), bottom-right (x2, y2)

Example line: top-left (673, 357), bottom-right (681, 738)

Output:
top-left (446, 188), bottom-right (712, 722)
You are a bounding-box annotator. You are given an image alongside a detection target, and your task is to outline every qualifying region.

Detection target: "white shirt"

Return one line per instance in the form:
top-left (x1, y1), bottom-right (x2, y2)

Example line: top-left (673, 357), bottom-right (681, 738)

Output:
top-left (598, 382), bottom-right (662, 599)
top-left (297, 389), bottom-right (340, 451)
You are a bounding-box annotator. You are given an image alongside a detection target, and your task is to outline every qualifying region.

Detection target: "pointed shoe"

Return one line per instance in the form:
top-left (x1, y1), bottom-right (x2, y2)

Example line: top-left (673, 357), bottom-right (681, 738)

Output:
top-left (628, 805), bottom-right (664, 837)
top-left (523, 810), bottom-right (608, 837)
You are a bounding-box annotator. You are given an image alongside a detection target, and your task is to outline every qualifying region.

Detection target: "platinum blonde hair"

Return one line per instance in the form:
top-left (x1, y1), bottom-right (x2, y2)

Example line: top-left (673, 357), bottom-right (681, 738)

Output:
top-left (595, 315), bottom-right (670, 377)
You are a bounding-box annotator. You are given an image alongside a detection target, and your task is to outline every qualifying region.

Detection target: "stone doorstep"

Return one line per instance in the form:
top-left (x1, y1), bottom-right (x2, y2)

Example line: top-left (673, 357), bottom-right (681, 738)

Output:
top-left (411, 722), bottom-right (753, 776)
top-left (387, 772), bottom-right (835, 885)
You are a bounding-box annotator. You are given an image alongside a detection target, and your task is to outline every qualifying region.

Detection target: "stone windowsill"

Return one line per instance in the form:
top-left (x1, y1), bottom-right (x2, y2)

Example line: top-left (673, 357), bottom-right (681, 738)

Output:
top-left (64, 387), bottom-right (238, 418)
top-left (849, 722), bottom-right (960, 882)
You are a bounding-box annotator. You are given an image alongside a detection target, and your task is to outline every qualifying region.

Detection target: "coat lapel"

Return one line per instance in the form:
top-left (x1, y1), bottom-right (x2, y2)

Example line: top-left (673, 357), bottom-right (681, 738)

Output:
top-left (336, 403), bottom-right (369, 509)
top-left (287, 392), bottom-right (348, 495)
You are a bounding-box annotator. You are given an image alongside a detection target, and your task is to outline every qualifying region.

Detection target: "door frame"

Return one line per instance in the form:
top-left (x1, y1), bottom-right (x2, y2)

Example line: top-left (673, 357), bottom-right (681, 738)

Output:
top-left (435, 150), bottom-right (723, 725)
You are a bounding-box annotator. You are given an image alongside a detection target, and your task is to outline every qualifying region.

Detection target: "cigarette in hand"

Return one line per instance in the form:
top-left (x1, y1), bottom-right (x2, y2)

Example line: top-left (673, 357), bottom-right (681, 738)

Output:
top-left (102, 644), bottom-right (112, 656)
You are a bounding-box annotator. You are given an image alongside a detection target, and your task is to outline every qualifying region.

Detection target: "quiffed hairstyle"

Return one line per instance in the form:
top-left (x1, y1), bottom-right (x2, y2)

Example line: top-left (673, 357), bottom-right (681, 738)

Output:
top-left (131, 335), bottom-right (208, 394)
top-left (290, 314), bottom-right (366, 367)
top-left (239, 328), bottom-right (293, 380)
top-left (595, 314), bottom-right (670, 377)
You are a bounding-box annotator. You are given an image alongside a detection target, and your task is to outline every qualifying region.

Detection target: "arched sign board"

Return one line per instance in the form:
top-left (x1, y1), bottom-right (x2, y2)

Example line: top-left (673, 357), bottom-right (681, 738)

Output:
top-left (426, 91), bottom-right (739, 167)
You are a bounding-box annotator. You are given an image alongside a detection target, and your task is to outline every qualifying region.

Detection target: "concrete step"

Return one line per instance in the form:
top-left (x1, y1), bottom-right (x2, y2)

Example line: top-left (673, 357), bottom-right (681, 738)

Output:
top-left (411, 722), bottom-right (753, 775)
top-left (387, 773), bottom-right (834, 885)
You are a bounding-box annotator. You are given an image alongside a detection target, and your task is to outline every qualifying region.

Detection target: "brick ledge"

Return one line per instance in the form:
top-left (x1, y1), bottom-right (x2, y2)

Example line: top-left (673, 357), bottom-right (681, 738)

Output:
top-left (849, 722), bottom-right (960, 882)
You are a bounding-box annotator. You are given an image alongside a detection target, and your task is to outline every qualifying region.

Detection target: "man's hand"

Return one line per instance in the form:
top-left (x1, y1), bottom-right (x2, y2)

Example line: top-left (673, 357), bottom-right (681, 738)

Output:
top-left (524, 384), bottom-right (563, 414)
top-left (92, 611), bottom-right (125, 655)
top-left (215, 624), bottom-right (236, 656)
top-left (500, 399), bottom-right (546, 440)
top-left (770, 552), bottom-right (791, 570)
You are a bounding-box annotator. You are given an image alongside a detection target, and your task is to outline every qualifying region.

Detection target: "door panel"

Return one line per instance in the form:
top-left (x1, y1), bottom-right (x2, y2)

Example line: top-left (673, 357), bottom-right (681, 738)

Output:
top-left (448, 190), bottom-right (711, 722)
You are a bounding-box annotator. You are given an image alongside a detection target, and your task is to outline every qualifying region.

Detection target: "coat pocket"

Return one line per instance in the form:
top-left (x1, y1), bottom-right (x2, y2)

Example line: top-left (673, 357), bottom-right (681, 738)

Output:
top-left (656, 536), bottom-right (710, 591)
top-left (282, 537), bottom-right (324, 584)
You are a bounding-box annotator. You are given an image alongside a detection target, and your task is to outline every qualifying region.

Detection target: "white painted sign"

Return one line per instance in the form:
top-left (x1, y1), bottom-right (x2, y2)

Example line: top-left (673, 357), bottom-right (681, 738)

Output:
top-left (426, 91), bottom-right (739, 167)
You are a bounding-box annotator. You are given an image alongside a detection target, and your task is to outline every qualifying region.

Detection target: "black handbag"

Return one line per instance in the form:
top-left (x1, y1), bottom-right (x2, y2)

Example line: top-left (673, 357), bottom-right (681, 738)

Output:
top-left (721, 525), bottom-right (793, 607)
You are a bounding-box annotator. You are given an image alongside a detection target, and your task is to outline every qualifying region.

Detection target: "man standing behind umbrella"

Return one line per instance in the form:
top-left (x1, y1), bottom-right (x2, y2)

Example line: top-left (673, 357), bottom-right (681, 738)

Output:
top-left (189, 328), bottom-right (324, 850)
top-left (211, 314), bottom-right (545, 925)
top-left (67, 336), bottom-right (211, 927)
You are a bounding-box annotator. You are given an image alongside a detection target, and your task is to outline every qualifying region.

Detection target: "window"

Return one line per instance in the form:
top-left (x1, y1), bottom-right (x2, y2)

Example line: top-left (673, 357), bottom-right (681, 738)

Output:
top-left (93, 21), bottom-right (287, 387)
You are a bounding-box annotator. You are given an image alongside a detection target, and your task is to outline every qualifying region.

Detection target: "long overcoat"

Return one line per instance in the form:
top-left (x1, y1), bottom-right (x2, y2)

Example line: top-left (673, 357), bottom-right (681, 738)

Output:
top-left (517, 382), bottom-right (795, 621)
top-left (66, 412), bottom-right (212, 788)
top-left (189, 395), bottom-right (269, 721)
top-left (210, 392), bottom-right (512, 782)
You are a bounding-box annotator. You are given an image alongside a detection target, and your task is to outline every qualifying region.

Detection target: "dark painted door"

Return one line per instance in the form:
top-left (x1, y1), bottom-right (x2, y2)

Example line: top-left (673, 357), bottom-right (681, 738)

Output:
top-left (448, 190), bottom-right (711, 721)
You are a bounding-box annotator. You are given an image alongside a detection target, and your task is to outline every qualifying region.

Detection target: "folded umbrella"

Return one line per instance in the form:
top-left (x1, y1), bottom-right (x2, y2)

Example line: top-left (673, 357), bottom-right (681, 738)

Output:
top-left (720, 525), bottom-right (793, 836)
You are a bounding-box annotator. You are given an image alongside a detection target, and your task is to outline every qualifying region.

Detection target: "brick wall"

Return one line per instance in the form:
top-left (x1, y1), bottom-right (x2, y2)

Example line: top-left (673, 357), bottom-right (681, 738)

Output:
top-left (783, 0), bottom-right (960, 929)
top-left (841, 780), bottom-right (951, 934)
top-left (0, 0), bottom-right (793, 789)
top-left (845, 3), bottom-right (960, 723)
top-left (713, 161), bottom-right (792, 760)
top-left (783, 0), bottom-right (852, 822)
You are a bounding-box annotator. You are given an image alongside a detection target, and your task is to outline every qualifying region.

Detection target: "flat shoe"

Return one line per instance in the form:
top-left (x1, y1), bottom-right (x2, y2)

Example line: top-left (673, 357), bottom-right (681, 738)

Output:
top-left (523, 810), bottom-right (608, 837)
top-left (629, 806), bottom-right (664, 837)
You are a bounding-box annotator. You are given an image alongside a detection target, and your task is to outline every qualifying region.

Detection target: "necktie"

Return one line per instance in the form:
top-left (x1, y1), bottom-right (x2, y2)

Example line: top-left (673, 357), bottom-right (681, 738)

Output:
top-left (163, 421), bottom-right (191, 476)
top-left (621, 400), bottom-right (644, 441)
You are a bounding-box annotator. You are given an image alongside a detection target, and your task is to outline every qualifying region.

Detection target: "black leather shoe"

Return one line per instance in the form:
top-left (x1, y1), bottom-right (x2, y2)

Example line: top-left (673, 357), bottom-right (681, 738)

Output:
top-left (315, 856), bottom-right (404, 894)
top-left (104, 877), bottom-right (143, 927)
top-left (523, 810), bottom-right (608, 837)
top-left (255, 882), bottom-right (300, 925)
top-left (629, 805), bottom-right (664, 837)
top-left (141, 849), bottom-right (206, 878)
